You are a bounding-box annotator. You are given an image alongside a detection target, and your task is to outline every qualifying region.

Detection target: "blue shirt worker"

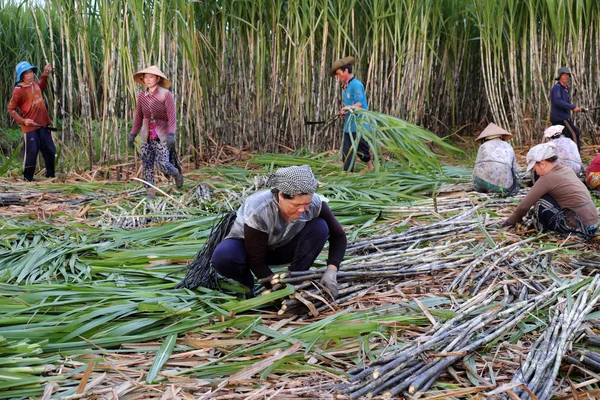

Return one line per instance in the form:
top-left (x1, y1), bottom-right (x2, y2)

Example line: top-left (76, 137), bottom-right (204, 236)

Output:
top-left (330, 56), bottom-right (374, 172)
top-left (550, 67), bottom-right (583, 151)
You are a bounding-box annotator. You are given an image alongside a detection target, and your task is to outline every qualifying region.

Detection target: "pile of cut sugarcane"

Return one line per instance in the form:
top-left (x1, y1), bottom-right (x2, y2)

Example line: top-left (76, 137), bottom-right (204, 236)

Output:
top-left (266, 207), bottom-right (489, 317)
top-left (341, 276), bottom-right (600, 399)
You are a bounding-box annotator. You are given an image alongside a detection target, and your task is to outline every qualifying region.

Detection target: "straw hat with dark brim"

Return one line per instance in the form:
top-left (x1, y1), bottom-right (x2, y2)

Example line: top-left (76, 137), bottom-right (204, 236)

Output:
top-left (475, 122), bottom-right (512, 143)
top-left (133, 65), bottom-right (171, 89)
top-left (330, 56), bottom-right (355, 77)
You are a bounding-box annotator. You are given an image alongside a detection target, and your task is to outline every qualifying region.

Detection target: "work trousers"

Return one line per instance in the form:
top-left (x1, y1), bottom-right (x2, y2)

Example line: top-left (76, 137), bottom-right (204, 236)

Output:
top-left (141, 140), bottom-right (178, 187)
top-left (341, 131), bottom-right (372, 172)
top-left (211, 218), bottom-right (329, 292)
top-left (23, 127), bottom-right (56, 181)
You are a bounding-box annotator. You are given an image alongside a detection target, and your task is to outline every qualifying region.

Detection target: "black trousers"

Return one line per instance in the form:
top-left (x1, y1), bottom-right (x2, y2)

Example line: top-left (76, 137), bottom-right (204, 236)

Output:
top-left (211, 218), bottom-right (329, 293)
top-left (23, 127), bottom-right (56, 181)
top-left (553, 119), bottom-right (581, 151)
top-left (341, 131), bottom-right (371, 172)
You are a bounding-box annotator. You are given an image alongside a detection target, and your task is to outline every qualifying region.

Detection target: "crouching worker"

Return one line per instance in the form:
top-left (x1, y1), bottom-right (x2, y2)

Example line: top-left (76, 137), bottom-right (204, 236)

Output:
top-left (473, 123), bottom-right (519, 196)
top-left (503, 142), bottom-right (598, 238)
top-left (586, 154), bottom-right (600, 190)
top-left (211, 165), bottom-right (347, 298)
top-left (543, 125), bottom-right (582, 175)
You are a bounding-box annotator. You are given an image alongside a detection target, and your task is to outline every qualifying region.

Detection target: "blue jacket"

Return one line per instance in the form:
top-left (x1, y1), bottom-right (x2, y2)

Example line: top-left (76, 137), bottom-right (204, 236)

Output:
top-left (550, 82), bottom-right (575, 123)
top-left (343, 77), bottom-right (368, 133)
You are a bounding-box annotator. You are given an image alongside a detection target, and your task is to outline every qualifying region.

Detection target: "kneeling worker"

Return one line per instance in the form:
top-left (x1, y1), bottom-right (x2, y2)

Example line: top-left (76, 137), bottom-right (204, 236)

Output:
top-left (211, 165), bottom-right (347, 297)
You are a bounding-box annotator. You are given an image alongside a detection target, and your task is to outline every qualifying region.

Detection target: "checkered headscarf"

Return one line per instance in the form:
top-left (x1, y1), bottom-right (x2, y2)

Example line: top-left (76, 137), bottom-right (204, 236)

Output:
top-left (266, 165), bottom-right (318, 196)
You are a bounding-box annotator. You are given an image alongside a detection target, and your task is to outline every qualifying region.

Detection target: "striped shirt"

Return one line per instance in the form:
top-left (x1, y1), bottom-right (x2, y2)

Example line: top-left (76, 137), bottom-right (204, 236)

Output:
top-left (130, 86), bottom-right (176, 143)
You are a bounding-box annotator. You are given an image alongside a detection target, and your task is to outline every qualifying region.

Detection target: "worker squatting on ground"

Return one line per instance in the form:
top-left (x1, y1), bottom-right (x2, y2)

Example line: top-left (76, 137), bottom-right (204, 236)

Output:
top-left (129, 65), bottom-right (183, 198)
top-left (7, 61), bottom-right (56, 181)
top-left (472, 122), bottom-right (519, 197)
top-left (542, 125), bottom-right (582, 175)
top-left (504, 142), bottom-right (598, 238)
top-left (210, 165), bottom-right (347, 298)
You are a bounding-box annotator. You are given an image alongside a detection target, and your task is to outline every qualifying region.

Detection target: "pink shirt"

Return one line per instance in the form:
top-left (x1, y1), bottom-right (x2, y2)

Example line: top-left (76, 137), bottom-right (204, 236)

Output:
top-left (130, 86), bottom-right (176, 143)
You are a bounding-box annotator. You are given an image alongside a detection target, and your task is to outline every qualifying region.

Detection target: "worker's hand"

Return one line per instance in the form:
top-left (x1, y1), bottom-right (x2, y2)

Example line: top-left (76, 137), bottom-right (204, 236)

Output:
top-left (43, 64), bottom-right (53, 74)
top-left (502, 219), bottom-right (512, 228)
top-left (574, 106), bottom-right (582, 113)
top-left (167, 134), bottom-right (176, 151)
top-left (23, 119), bottom-right (37, 127)
top-left (320, 267), bottom-right (339, 299)
top-left (127, 134), bottom-right (136, 149)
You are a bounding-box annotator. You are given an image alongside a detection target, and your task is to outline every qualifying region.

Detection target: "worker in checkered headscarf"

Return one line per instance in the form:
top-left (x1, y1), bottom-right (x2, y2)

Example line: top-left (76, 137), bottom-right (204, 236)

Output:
top-left (211, 165), bottom-right (346, 299)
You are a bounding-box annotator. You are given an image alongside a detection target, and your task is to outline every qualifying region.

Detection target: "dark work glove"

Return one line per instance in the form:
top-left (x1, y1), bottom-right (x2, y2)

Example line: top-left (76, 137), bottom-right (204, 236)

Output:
top-left (320, 268), bottom-right (339, 299)
top-left (502, 219), bottom-right (512, 227)
top-left (258, 274), bottom-right (274, 290)
top-left (127, 134), bottom-right (136, 149)
top-left (167, 134), bottom-right (176, 150)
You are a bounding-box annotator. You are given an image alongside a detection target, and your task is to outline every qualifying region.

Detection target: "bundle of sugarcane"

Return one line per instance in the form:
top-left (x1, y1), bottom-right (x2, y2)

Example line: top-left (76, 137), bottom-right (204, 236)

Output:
top-left (99, 198), bottom-right (194, 229)
top-left (346, 205), bottom-right (487, 255)
top-left (341, 280), bottom-right (574, 399)
top-left (175, 211), bottom-right (237, 290)
top-left (570, 253), bottom-right (600, 273)
top-left (449, 234), bottom-right (562, 295)
top-left (265, 238), bottom-right (480, 316)
top-left (566, 350), bottom-right (600, 373)
top-left (276, 282), bottom-right (374, 317)
top-left (509, 276), bottom-right (600, 400)
top-left (0, 194), bottom-right (24, 206)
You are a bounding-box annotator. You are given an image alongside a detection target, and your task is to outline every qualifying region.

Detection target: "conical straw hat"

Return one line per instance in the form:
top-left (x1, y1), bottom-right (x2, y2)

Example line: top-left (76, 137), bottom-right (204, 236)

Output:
top-left (133, 65), bottom-right (171, 89)
top-left (475, 123), bottom-right (512, 143)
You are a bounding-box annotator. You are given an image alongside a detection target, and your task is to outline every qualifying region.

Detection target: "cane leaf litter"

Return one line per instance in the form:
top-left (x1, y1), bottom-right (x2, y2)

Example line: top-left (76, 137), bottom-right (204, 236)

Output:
top-left (2, 134), bottom-right (600, 398)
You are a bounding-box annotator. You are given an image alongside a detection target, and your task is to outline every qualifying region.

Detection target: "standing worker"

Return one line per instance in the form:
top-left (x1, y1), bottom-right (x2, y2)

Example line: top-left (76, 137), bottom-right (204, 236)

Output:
top-left (550, 67), bottom-right (583, 151)
top-left (129, 66), bottom-right (183, 198)
top-left (331, 56), bottom-right (374, 173)
top-left (7, 61), bottom-right (56, 181)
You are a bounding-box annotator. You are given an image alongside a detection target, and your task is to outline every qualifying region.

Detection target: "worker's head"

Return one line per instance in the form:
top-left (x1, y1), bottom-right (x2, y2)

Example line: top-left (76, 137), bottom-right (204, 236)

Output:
top-left (15, 61), bottom-right (38, 84)
top-left (268, 165), bottom-right (318, 220)
top-left (330, 56), bottom-right (355, 83)
top-left (133, 65), bottom-right (171, 89)
top-left (543, 125), bottom-right (565, 141)
top-left (526, 142), bottom-right (558, 177)
top-left (555, 67), bottom-right (571, 85)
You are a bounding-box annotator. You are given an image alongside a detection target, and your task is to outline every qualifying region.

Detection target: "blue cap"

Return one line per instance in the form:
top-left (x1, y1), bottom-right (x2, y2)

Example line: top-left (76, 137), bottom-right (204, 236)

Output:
top-left (15, 61), bottom-right (38, 83)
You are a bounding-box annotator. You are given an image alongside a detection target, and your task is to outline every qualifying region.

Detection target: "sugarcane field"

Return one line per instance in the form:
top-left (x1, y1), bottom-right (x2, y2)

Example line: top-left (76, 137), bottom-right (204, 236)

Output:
top-left (5, 0), bottom-right (600, 399)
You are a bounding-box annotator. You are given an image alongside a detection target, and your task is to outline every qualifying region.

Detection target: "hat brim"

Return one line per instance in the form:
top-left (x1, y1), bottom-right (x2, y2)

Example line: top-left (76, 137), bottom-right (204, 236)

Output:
top-left (526, 160), bottom-right (537, 172)
top-left (474, 123), bottom-right (512, 143)
top-left (555, 73), bottom-right (571, 80)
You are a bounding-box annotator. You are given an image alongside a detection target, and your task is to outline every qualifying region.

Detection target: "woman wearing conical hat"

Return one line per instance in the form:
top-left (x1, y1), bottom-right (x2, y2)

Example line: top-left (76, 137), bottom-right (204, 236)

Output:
top-left (128, 66), bottom-right (183, 198)
top-left (472, 123), bottom-right (519, 196)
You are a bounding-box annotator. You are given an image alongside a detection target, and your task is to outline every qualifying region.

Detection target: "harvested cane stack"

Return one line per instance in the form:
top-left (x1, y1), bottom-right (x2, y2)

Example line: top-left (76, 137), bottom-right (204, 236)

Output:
top-left (346, 205), bottom-right (487, 255)
top-left (511, 276), bottom-right (600, 400)
top-left (341, 279), bottom-right (589, 399)
top-left (269, 211), bottom-right (490, 316)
